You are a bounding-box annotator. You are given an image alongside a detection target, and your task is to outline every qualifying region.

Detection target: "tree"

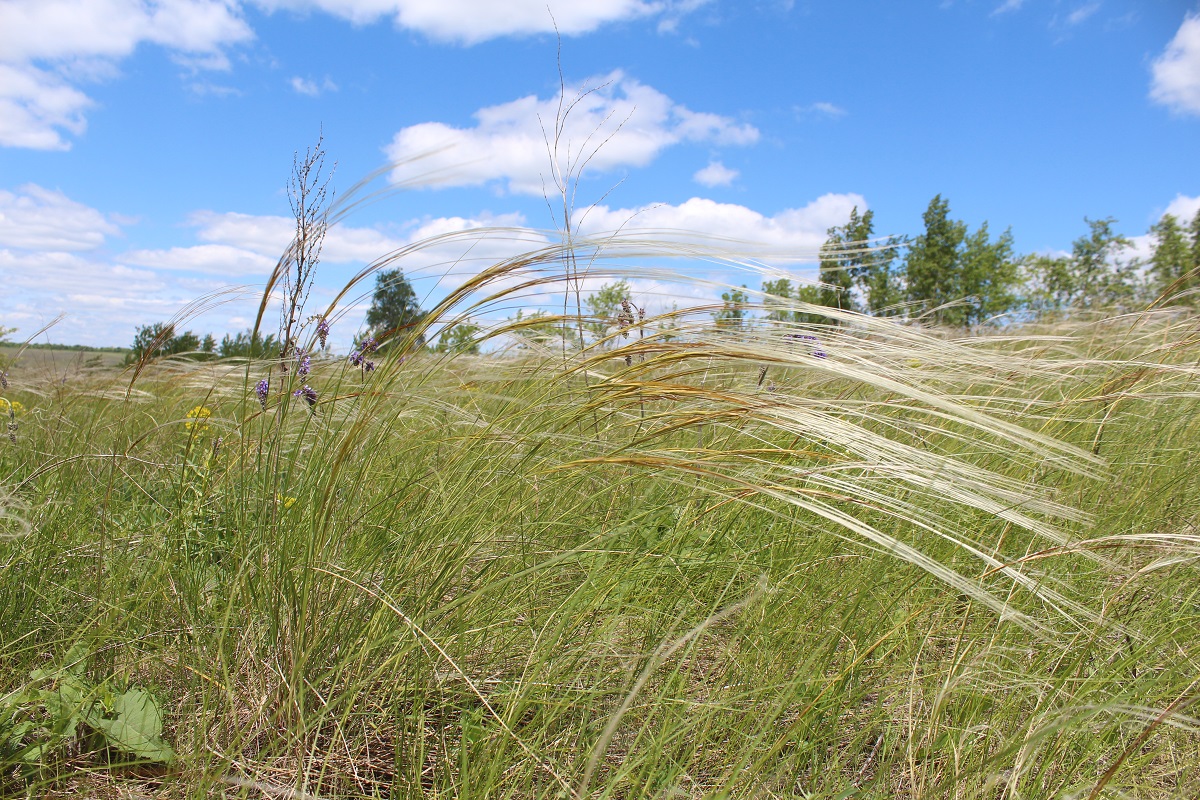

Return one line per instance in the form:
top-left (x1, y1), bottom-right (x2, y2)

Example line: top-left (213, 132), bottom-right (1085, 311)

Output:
top-left (1070, 217), bottom-right (1136, 310)
top-left (903, 196), bottom-right (1020, 326)
top-left (905, 195), bottom-right (968, 325)
top-left (508, 310), bottom-right (578, 350)
top-left (714, 286), bottom-right (749, 332)
top-left (762, 277), bottom-right (826, 325)
top-left (219, 329), bottom-right (280, 358)
top-left (858, 236), bottom-right (905, 316)
top-left (958, 222), bottom-right (1019, 326)
top-left (1020, 253), bottom-right (1075, 315)
top-left (127, 323), bottom-right (212, 363)
top-left (584, 280), bottom-right (632, 345)
top-left (365, 268), bottom-right (426, 345)
top-left (817, 208), bottom-right (868, 314)
top-left (1190, 209), bottom-right (1200, 281)
top-left (435, 322), bottom-right (481, 355)
top-left (1148, 214), bottom-right (1193, 301)
top-left (818, 206), bottom-right (905, 317)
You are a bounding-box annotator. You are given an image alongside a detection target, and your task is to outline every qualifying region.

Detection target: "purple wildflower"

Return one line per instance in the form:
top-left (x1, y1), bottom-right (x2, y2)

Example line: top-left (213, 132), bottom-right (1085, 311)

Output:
top-left (0, 371), bottom-right (7, 390)
top-left (255, 378), bottom-right (269, 410)
top-left (796, 334), bottom-right (827, 359)
top-left (293, 384), bottom-right (318, 409)
top-left (296, 348), bottom-right (311, 378)
top-left (316, 318), bottom-right (331, 349)
top-left (349, 336), bottom-right (379, 374)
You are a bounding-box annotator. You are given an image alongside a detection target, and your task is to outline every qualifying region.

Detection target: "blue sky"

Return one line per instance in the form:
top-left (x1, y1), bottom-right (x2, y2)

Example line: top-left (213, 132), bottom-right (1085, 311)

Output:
top-left (1, 0), bottom-right (1198, 348)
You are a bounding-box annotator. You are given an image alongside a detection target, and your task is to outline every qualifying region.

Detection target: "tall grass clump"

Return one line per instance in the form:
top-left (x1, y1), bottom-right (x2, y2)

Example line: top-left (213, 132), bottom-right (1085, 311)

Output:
top-left (3, 157), bottom-right (1200, 798)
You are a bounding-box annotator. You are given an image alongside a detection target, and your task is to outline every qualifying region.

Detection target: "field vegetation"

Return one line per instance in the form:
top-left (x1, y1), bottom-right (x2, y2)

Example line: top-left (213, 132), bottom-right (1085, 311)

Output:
top-left (2, 138), bottom-right (1199, 798)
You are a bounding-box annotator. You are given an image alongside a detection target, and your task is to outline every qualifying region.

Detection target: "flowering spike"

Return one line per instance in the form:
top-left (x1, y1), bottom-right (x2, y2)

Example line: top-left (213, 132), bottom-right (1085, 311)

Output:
top-left (293, 384), bottom-right (318, 409)
top-left (296, 348), bottom-right (311, 377)
top-left (255, 378), bottom-right (269, 410)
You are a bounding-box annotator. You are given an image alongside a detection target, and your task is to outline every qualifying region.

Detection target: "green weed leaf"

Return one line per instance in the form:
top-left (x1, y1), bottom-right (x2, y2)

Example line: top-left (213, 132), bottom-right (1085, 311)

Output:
top-left (87, 689), bottom-right (174, 764)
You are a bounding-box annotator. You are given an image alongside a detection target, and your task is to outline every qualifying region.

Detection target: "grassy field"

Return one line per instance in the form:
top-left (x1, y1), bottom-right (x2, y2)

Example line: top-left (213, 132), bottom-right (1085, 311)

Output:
top-left (0, 345), bottom-right (128, 376)
top-left (2, 291), bottom-right (1199, 798)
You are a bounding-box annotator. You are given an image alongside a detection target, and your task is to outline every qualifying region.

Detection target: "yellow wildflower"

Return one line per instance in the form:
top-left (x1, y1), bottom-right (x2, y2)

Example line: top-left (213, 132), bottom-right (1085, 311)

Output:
top-left (185, 405), bottom-right (212, 433)
top-left (0, 398), bottom-right (24, 416)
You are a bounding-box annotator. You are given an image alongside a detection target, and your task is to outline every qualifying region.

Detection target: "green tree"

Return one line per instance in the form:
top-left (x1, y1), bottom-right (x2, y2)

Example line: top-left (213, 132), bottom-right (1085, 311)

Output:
top-left (219, 329), bottom-right (280, 358)
top-left (905, 195), bottom-right (968, 325)
top-left (818, 206), bottom-right (906, 316)
top-left (858, 236), bottom-right (905, 316)
top-left (904, 196), bottom-right (1019, 326)
top-left (1149, 214), bottom-right (1193, 301)
top-left (959, 222), bottom-right (1019, 326)
top-left (127, 323), bottom-right (210, 364)
top-left (365, 268), bottom-right (426, 345)
top-left (584, 280), bottom-right (631, 345)
top-left (1070, 217), bottom-right (1136, 310)
top-left (1020, 253), bottom-right (1075, 315)
top-left (508, 310), bottom-right (578, 350)
top-left (714, 286), bottom-right (749, 332)
top-left (817, 208), bottom-right (869, 314)
top-left (435, 322), bottom-right (481, 355)
top-left (1190, 209), bottom-right (1200, 281)
top-left (762, 277), bottom-right (827, 325)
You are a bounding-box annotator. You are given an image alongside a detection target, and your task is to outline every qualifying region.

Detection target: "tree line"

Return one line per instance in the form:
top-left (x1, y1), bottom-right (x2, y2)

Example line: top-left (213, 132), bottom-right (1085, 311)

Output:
top-left (734, 195), bottom-right (1200, 329)
top-left (126, 197), bottom-right (1200, 361)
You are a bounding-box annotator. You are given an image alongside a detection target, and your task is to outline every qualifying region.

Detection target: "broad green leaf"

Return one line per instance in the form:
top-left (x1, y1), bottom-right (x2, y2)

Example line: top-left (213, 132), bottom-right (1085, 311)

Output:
top-left (89, 689), bottom-right (175, 763)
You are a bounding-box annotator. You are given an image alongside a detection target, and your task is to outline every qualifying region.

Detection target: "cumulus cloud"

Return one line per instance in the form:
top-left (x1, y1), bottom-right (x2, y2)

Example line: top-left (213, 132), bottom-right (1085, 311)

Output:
top-left (575, 193), bottom-right (867, 261)
top-left (0, 64), bottom-right (93, 149)
top-left (121, 243), bottom-right (278, 276)
top-left (693, 160), bottom-right (738, 187)
top-left (253, 0), bottom-right (676, 45)
top-left (1151, 13), bottom-right (1200, 116)
top-left (0, 184), bottom-right (121, 250)
top-left (187, 208), bottom-right (546, 277)
top-left (1163, 193), bottom-right (1200, 222)
top-left (384, 70), bottom-right (759, 194)
top-left (0, 0), bottom-right (253, 149)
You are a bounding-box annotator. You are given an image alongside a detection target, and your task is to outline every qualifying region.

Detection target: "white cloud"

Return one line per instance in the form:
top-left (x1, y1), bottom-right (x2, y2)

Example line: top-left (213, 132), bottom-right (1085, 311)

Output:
top-left (990, 0), bottom-right (1024, 16)
top-left (1066, 2), bottom-right (1099, 26)
top-left (384, 70), bottom-right (758, 194)
top-left (0, 0), bottom-right (253, 63)
top-left (693, 160), bottom-right (738, 187)
top-left (0, 184), bottom-right (121, 250)
top-left (1151, 13), bottom-right (1200, 117)
top-left (0, 63), bottom-right (93, 149)
top-left (188, 208), bottom-right (545, 279)
top-left (290, 75), bottom-right (338, 96)
top-left (0, 0), bottom-right (253, 149)
top-left (121, 243), bottom-right (278, 276)
top-left (1163, 193), bottom-right (1200, 223)
top-left (798, 101), bottom-right (846, 119)
top-left (253, 0), bottom-right (675, 45)
top-left (575, 193), bottom-right (867, 261)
